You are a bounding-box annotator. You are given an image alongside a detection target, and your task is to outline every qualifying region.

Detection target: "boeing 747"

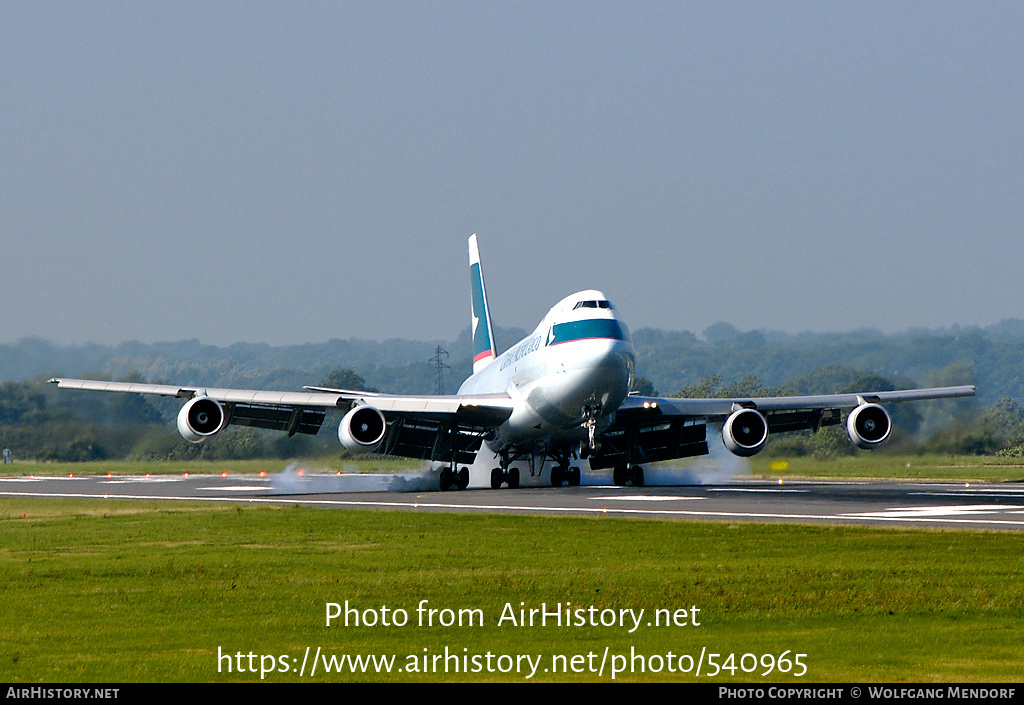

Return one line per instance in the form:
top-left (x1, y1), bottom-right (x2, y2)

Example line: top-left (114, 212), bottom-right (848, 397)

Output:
top-left (51, 235), bottom-right (975, 490)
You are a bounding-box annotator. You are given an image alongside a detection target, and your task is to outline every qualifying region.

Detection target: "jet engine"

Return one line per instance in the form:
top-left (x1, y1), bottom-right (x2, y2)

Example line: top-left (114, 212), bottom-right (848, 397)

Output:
top-left (846, 403), bottom-right (891, 450)
top-left (338, 405), bottom-right (387, 453)
top-left (722, 408), bottom-right (769, 457)
top-left (176, 396), bottom-right (225, 443)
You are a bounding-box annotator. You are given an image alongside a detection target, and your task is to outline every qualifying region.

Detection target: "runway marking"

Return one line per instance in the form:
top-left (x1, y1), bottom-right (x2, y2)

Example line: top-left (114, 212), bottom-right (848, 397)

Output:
top-left (589, 495), bottom-right (704, 502)
top-left (100, 477), bottom-right (189, 484)
top-left (197, 485), bottom-right (272, 492)
top-left (705, 488), bottom-right (809, 493)
top-left (844, 504), bottom-right (1024, 519)
top-left (3, 490), bottom-right (1024, 528)
top-left (911, 491), bottom-right (1024, 499)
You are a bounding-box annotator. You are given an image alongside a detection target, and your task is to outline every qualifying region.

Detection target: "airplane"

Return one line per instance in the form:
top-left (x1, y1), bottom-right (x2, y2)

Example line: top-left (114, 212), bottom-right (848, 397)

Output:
top-left (51, 234), bottom-right (976, 490)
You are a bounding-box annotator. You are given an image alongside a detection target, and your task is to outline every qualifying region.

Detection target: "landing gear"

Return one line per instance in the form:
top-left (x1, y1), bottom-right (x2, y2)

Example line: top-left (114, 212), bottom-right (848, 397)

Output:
top-left (489, 459), bottom-right (521, 489)
top-left (489, 446), bottom-right (584, 489)
top-left (440, 465), bottom-right (470, 491)
top-left (613, 464), bottom-right (644, 487)
top-left (551, 465), bottom-right (582, 487)
top-left (551, 465), bottom-right (564, 487)
top-left (580, 402), bottom-right (603, 459)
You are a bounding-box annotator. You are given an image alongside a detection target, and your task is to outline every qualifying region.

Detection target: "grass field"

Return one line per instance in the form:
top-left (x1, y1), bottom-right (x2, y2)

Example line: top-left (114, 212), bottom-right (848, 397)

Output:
top-left (1, 495), bottom-right (1022, 682)
top-left (748, 454), bottom-right (1024, 482)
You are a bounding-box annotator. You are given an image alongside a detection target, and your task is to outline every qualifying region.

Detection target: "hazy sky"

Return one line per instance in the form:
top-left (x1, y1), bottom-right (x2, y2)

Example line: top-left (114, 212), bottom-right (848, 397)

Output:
top-left (2, 2), bottom-right (1022, 346)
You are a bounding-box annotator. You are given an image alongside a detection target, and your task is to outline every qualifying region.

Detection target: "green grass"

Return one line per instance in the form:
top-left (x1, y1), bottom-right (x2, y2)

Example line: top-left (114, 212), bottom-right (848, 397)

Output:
top-left (748, 454), bottom-right (1024, 482)
top-left (1, 499), bottom-right (1021, 682)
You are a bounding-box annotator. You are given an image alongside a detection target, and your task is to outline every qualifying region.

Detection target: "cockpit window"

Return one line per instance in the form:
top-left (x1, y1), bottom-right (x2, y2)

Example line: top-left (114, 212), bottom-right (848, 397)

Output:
top-left (573, 300), bottom-right (614, 310)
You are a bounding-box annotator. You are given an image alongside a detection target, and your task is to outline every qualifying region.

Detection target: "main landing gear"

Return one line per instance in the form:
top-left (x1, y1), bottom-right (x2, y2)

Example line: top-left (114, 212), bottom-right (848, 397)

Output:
top-left (488, 449), bottom-right (584, 489)
top-left (439, 465), bottom-right (470, 491)
top-left (612, 464), bottom-right (645, 487)
top-left (490, 465), bottom-right (520, 489)
top-left (550, 464), bottom-right (582, 487)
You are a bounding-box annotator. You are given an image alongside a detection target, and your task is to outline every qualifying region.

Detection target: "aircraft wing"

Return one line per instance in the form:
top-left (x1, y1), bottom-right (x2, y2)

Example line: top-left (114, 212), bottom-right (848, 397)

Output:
top-left (617, 384), bottom-right (978, 418)
top-left (589, 385), bottom-right (976, 470)
top-left (50, 378), bottom-right (345, 406)
top-left (301, 385), bottom-right (514, 421)
top-left (48, 378), bottom-right (515, 460)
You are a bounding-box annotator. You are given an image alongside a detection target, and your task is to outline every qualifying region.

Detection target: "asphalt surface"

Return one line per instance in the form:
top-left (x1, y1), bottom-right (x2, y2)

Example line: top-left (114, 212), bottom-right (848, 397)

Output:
top-left (3, 471), bottom-right (1024, 530)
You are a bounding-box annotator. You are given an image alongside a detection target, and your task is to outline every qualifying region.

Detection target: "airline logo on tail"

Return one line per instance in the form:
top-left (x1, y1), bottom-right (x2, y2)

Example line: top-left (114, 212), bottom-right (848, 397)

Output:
top-left (469, 234), bottom-right (497, 374)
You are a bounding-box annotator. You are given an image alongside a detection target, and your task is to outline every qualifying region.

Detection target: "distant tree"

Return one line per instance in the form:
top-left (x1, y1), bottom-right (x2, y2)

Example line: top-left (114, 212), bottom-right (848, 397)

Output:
top-left (788, 364), bottom-right (866, 395)
top-left (670, 374), bottom-right (792, 399)
top-left (109, 372), bottom-right (164, 425)
top-left (0, 381), bottom-right (46, 425)
top-left (672, 375), bottom-right (723, 399)
top-left (630, 377), bottom-right (658, 396)
top-left (319, 369), bottom-right (376, 392)
top-left (931, 396), bottom-right (1024, 456)
top-left (703, 322), bottom-right (740, 344)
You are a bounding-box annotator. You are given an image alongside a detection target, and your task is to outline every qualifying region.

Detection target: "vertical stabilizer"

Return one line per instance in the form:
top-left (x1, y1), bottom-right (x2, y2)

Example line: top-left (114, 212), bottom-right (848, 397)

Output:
top-left (469, 234), bottom-right (498, 374)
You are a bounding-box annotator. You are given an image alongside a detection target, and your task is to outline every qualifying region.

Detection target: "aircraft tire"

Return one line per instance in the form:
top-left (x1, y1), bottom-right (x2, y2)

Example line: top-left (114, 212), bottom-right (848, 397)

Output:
top-left (490, 467), bottom-right (503, 489)
top-left (508, 467), bottom-right (520, 489)
top-left (612, 465), bottom-right (626, 486)
top-left (457, 467), bottom-right (470, 490)
top-left (439, 467), bottom-right (452, 491)
top-left (631, 465), bottom-right (644, 487)
top-left (551, 465), bottom-right (564, 487)
top-left (569, 466), bottom-right (581, 486)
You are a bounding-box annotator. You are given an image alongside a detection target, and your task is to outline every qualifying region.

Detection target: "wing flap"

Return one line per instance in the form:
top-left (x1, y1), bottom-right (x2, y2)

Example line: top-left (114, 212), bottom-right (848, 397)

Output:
top-left (590, 419), bottom-right (709, 470)
top-left (622, 385), bottom-right (976, 419)
top-left (229, 404), bottom-right (327, 436)
top-left (379, 418), bottom-right (485, 464)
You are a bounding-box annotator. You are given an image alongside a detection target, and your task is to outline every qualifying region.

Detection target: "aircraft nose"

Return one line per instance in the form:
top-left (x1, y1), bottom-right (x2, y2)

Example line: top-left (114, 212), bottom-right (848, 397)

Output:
top-left (561, 338), bottom-right (634, 408)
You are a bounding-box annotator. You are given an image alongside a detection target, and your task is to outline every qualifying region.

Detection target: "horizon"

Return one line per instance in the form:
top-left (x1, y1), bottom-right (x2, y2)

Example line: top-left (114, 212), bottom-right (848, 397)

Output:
top-left (4, 316), bottom-right (1024, 352)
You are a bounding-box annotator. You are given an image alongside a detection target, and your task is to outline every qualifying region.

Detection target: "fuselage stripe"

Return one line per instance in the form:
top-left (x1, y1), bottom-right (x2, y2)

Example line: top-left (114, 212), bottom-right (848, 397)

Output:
top-left (549, 336), bottom-right (621, 346)
top-left (547, 319), bottom-right (629, 347)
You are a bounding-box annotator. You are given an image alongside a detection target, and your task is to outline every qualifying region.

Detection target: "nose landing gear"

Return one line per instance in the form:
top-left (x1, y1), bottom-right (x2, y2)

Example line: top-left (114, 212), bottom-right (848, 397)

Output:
top-left (580, 402), bottom-right (603, 459)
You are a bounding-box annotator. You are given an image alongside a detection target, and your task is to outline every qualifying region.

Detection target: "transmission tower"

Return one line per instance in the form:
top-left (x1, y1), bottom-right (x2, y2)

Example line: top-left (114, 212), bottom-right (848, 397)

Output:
top-left (430, 346), bottom-right (451, 394)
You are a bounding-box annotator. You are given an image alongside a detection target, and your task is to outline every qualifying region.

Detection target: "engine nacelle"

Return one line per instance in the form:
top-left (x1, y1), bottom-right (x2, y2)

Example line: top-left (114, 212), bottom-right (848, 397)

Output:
top-left (176, 396), bottom-right (225, 443)
top-left (846, 403), bottom-right (891, 450)
top-left (723, 408), bottom-right (769, 457)
top-left (338, 405), bottom-right (387, 453)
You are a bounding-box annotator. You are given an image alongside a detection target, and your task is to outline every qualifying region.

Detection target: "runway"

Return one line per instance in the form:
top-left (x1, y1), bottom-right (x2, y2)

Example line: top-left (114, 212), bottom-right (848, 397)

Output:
top-left (3, 471), bottom-right (1024, 530)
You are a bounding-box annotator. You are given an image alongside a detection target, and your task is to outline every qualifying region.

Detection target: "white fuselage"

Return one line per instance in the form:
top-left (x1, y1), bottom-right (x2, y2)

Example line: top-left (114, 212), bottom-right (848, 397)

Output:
top-left (457, 290), bottom-right (635, 452)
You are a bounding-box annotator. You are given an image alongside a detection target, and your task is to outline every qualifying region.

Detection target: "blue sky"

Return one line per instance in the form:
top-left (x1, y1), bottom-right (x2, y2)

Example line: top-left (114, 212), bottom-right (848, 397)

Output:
top-left (2, 2), bottom-right (1022, 345)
